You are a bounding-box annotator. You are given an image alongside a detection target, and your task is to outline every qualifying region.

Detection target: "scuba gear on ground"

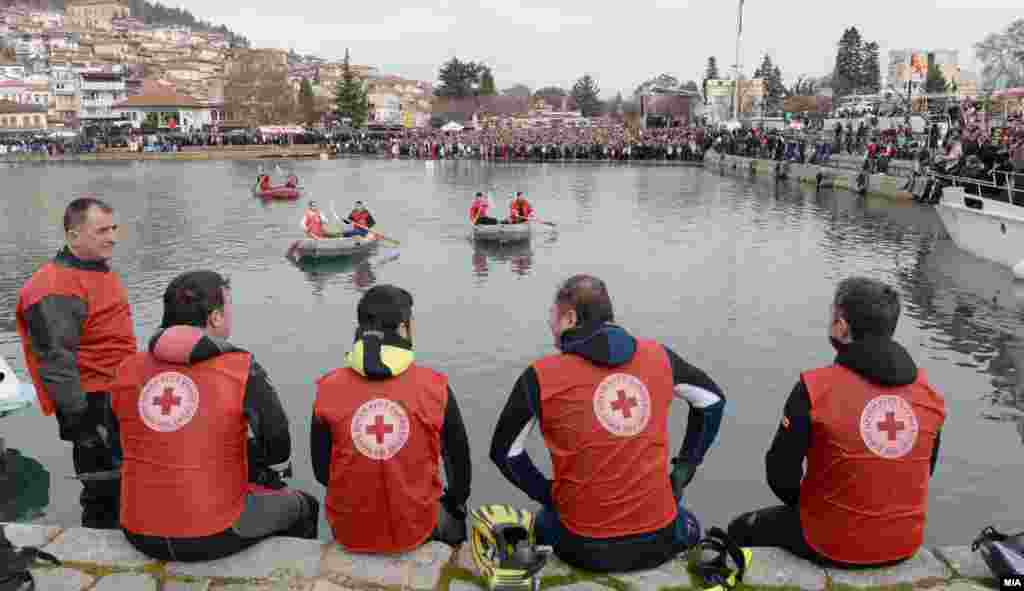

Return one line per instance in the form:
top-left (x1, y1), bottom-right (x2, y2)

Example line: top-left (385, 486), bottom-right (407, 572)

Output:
top-left (0, 525), bottom-right (61, 591)
top-left (470, 505), bottom-right (551, 591)
top-left (972, 526), bottom-right (1024, 578)
top-left (687, 527), bottom-right (752, 591)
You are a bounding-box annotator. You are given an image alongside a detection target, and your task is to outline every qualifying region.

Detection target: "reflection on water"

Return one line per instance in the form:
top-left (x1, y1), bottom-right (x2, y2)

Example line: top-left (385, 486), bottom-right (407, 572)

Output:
top-left (0, 448), bottom-right (50, 522)
top-left (291, 248), bottom-right (402, 296)
top-left (471, 239), bottom-right (534, 279)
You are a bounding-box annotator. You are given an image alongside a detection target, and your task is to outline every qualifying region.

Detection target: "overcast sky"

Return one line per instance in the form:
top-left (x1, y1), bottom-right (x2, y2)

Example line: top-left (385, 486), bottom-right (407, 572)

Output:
top-left (171, 0), bottom-right (1019, 96)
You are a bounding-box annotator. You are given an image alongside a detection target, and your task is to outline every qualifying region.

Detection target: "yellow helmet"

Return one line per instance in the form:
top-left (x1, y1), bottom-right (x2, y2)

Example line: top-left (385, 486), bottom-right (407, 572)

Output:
top-left (469, 505), bottom-right (550, 591)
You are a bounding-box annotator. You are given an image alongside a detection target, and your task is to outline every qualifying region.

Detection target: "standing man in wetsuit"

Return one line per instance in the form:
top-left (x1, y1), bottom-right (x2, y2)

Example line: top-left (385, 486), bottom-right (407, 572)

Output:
top-left (16, 197), bottom-right (138, 529)
top-left (490, 275), bottom-right (725, 573)
top-left (727, 277), bottom-right (945, 567)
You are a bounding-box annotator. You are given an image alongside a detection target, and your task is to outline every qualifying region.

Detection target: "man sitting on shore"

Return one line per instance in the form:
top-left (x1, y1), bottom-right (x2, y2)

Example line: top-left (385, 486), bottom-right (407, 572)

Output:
top-left (727, 277), bottom-right (945, 567)
top-left (110, 271), bottom-right (319, 562)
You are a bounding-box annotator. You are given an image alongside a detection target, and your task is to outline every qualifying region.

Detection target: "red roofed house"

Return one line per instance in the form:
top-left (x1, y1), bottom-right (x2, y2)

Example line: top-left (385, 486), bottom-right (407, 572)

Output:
top-left (112, 79), bottom-right (212, 132)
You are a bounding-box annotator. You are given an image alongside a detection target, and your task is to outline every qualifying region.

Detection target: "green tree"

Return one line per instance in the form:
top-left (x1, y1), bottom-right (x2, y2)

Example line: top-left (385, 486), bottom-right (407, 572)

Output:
top-left (975, 19), bottom-right (1024, 88)
top-left (925, 62), bottom-right (948, 94)
top-left (299, 77), bottom-right (316, 126)
top-left (832, 26), bottom-right (864, 97)
top-left (753, 55), bottom-right (786, 112)
top-left (333, 48), bottom-right (368, 128)
top-left (479, 67), bottom-right (497, 96)
top-left (435, 57), bottom-right (485, 98)
top-left (502, 84), bottom-right (532, 97)
top-left (703, 56), bottom-right (720, 103)
top-left (533, 86), bottom-right (567, 99)
top-left (861, 41), bottom-right (881, 93)
top-left (571, 74), bottom-right (602, 117)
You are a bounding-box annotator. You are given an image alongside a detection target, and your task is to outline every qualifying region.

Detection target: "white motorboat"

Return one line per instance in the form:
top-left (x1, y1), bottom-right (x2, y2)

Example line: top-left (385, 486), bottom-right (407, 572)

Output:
top-left (934, 173), bottom-right (1024, 274)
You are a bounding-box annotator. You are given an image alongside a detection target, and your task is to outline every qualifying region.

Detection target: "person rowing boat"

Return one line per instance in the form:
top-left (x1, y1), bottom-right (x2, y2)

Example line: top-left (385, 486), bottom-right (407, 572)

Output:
top-left (470, 192), bottom-right (498, 225)
top-left (301, 201), bottom-right (341, 239)
top-left (506, 191), bottom-right (534, 224)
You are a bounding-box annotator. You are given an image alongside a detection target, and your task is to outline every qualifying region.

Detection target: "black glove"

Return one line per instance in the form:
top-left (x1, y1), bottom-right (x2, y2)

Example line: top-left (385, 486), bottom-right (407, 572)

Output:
top-left (670, 458), bottom-right (697, 502)
top-left (58, 408), bottom-right (105, 448)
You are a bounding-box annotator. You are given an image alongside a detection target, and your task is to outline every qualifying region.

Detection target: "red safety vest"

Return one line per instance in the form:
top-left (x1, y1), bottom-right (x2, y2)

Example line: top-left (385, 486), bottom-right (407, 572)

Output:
top-left (469, 200), bottom-right (489, 221)
top-left (509, 199), bottom-right (533, 221)
top-left (533, 339), bottom-right (676, 539)
top-left (349, 210), bottom-right (370, 227)
top-left (110, 350), bottom-right (251, 538)
top-left (314, 364), bottom-right (448, 553)
top-left (304, 210), bottom-right (325, 237)
top-left (800, 365), bottom-right (946, 564)
top-left (260, 176), bottom-right (270, 190)
top-left (16, 260), bottom-right (137, 416)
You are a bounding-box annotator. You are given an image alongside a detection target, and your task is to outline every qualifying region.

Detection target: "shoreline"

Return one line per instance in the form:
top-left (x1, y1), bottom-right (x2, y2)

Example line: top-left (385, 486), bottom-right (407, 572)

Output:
top-left (1, 521), bottom-right (997, 591)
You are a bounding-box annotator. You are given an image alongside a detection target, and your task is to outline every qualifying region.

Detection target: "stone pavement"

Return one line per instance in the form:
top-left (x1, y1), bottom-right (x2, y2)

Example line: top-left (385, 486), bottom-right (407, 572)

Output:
top-left (2, 522), bottom-right (1002, 591)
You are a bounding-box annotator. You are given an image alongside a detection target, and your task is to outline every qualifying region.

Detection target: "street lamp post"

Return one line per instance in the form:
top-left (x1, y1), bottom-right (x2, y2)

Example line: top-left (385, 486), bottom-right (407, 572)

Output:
top-left (733, 0), bottom-right (744, 122)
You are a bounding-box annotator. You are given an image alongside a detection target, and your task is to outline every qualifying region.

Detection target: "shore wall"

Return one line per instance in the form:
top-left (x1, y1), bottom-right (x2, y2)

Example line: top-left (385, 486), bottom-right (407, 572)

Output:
top-left (705, 150), bottom-right (918, 202)
top-left (0, 146), bottom-right (332, 162)
top-left (1, 522), bottom-right (999, 591)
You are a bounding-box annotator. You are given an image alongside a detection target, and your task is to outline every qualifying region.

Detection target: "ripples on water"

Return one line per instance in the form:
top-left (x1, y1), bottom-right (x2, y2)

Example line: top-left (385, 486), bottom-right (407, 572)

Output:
top-left (0, 158), bottom-right (1022, 541)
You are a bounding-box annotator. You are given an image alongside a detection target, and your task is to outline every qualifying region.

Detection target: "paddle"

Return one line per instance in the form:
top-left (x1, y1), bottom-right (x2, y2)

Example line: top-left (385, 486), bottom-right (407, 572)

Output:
top-left (332, 201), bottom-right (401, 246)
top-left (508, 192), bottom-right (556, 227)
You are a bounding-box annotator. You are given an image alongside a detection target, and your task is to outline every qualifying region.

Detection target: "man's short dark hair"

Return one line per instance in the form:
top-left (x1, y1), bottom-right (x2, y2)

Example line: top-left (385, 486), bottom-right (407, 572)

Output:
top-left (357, 285), bottom-right (413, 333)
top-left (833, 277), bottom-right (900, 340)
top-left (64, 197), bottom-right (113, 233)
top-left (555, 274), bottom-right (614, 326)
top-left (161, 271), bottom-right (231, 329)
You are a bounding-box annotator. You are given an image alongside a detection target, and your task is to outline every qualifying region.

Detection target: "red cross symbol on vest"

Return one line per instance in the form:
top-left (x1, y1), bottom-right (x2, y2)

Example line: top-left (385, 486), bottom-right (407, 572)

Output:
top-left (877, 411), bottom-right (905, 441)
top-left (153, 387), bottom-right (182, 416)
top-left (365, 415), bottom-right (394, 445)
top-left (611, 389), bottom-right (638, 418)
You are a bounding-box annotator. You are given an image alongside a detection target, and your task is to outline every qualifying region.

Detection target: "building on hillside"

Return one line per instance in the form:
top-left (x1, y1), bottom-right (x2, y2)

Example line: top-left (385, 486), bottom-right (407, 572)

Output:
top-left (227, 47), bottom-right (288, 75)
top-left (78, 68), bottom-right (124, 123)
top-left (65, 0), bottom-right (129, 31)
top-left (113, 79), bottom-right (212, 132)
top-left (0, 100), bottom-right (46, 131)
top-left (110, 16), bottom-right (144, 34)
top-left (0, 61), bottom-right (25, 80)
top-left (888, 48), bottom-right (962, 93)
top-left (0, 78), bottom-right (26, 102)
top-left (317, 60), bottom-right (376, 89)
top-left (49, 63), bottom-right (79, 125)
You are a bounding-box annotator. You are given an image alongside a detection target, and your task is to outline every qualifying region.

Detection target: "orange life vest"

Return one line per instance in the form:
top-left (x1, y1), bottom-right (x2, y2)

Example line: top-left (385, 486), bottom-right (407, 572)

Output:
top-left (314, 364), bottom-right (448, 553)
top-left (110, 350), bottom-right (251, 538)
top-left (533, 339), bottom-right (677, 539)
top-left (16, 259), bottom-right (137, 415)
top-left (349, 210), bottom-right (370, 227)
top-left (303, 210), bottom-right (325, 237)
top-left (469, 200), bottom-right (488, 221)
top-left (509, 199), bottom-right (533, 221)
top-left (800, 365), bottom-right (946, 564)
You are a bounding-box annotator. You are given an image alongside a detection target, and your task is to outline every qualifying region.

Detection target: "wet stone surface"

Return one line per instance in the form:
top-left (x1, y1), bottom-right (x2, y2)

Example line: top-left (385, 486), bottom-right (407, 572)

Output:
top-left (42, 527), bottom-right (157, 568)
top-left (826, 549), bottom-right (953, 588)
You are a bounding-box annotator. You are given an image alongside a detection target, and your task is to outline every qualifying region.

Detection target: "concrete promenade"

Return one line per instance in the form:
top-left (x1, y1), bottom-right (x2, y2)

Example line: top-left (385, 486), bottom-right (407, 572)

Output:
top-left (1, 521), bottom-right (1000, 591)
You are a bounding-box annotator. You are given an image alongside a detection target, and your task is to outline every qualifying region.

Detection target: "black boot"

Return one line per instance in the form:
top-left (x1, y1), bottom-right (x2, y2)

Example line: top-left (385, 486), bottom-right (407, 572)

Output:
top-left (282, 492), bottom-right (319, 540)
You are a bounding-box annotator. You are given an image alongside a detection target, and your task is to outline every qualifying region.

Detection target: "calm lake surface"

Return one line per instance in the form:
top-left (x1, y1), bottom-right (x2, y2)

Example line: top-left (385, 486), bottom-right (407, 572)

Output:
top-left (1, 157), bottom-right (1022, 543)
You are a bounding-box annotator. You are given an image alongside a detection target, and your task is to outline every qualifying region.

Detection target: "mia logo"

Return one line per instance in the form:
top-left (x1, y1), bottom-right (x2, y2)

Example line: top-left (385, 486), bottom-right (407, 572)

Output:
top-left (859, 395), bottom-right (919, 459)
top-left (139, 372), bottom-right (200, 433)
top-left (593, 373), bottom-right (652, 437)
top-left (1002, 576), bottom-right (1023, 591)
top-left (350, 398), bottom-right (411, 461)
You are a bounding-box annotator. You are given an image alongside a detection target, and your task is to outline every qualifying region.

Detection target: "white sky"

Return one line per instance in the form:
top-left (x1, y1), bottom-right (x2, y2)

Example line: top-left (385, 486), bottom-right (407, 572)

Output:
top-left (168, 0), bottom-right (1020, 96)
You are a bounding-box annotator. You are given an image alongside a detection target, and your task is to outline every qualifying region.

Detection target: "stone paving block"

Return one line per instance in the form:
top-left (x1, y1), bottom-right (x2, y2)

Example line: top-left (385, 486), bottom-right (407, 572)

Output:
top-left (450, 580), bottom-right (486, 591)
top-left (29, 567), bottom-right (95, 591)
top-left (43, 527), bottom-right (157, 567)
top-left (943, 581), bottom-right (998, 591)
top-left (320, 541), bottom-right (452, 590)
top-left (167, 537), bottom-right (325, 579)
top-left (310, 580), bottom-right (357, 591)
top-left (454, 543), bottom-right (576, 579)
top-left (92, 573), bottom-right (158, 591)
top-left (1, 522), bottom-right (62, 547)
top-left (743, 548), bottom-right (827, 591)
top-left (934, 546), bottom-right (994, 580)
top-left (826, 548), bottom-right (953, 588)
top-left (558, 583), bottom-right (613, 591)
top-left (165, 580), bottom-right (212, 591)
top-left (614, 557), bottom-right (692, 591)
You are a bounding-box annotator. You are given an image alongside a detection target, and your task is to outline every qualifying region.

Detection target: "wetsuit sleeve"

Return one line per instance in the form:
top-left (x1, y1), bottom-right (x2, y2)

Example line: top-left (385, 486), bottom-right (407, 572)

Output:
top-left (489, 367), bottom-right (553, 507)
top-left (366, 212), bottom-right (376, 228)
top-left (440, 386), bottom-right (472, 513)
top-left (930, 429), bottom-right (941, 476)
top-left (310, 413), bottom-right (331, 486)
top-left (663, 346), bottom-right (725, 465)
top-left (765, 380), bottom-right (811, 507)
top-left (22, 295), bottom-right (89, 418)
top-left (243, 360), bottom-right (291, 468)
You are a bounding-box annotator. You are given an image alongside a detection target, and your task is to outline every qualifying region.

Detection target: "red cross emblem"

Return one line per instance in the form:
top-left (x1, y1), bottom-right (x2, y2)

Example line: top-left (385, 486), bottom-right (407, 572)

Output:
top-left (860, 395), bottom-right (919, 459)
top-left (611, 389), bottom-right (638, 418)
top-left (593, 374), bottom-right (651, 437)
top-left (153, 387), bottom-right (182, 416)
top-left (351, 398), bottom-right (410, 460)
top-left (365, 415), bottom-right (394, 445)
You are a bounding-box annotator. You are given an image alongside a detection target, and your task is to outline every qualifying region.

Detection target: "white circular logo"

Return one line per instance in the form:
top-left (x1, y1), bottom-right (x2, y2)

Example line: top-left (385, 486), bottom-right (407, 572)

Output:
top-left (351, 398), bottom-right (411, 460)
top-left (139, 371), bottom-right (200, 433)
top-left (859, 395), bottom-right (920, 459)
top-left (593, 373), bottom-right (651, 437)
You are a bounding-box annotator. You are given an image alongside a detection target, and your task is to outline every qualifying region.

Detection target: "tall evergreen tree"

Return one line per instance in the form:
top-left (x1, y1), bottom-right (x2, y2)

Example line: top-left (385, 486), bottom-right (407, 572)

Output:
top-left (333, 48), bottom-right (368, 128)
top-left (832, 26), bottom-right (864, 97)
top-left (435, 57), bottom-right (484, 98)
top-left (299, 78), bottom-right (316, 126)
top-left (704, 56), bottom-right (720, 81)
top-left (571, 74), bottom-right (602, 117)
top-left (753, 55), bottom-right (786, 112)
top-left (861, 41), bottom-right (881, 93)
top-left (479, 68), bottom-right (497, 96)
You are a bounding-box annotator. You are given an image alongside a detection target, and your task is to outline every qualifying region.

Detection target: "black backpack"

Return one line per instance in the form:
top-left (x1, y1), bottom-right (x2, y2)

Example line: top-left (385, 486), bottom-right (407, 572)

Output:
top-left (0, 525), bottom-right (61, 591)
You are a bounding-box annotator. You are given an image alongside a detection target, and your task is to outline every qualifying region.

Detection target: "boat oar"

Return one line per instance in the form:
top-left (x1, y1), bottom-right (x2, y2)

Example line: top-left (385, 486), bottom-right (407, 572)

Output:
top-left (530, 217), bottom-right (557, 228)
top-left (332, 201), bottom-right (400, 246)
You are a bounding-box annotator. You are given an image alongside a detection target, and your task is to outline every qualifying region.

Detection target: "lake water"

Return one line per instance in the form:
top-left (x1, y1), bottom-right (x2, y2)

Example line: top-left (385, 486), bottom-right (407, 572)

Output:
top-left (1, 157), bottom-right (1022, 544)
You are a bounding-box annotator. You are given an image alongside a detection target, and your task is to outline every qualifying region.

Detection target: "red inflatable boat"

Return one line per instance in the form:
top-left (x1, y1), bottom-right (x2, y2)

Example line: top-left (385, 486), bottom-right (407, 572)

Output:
top-left (254, 186), bottom-right (300, 200)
